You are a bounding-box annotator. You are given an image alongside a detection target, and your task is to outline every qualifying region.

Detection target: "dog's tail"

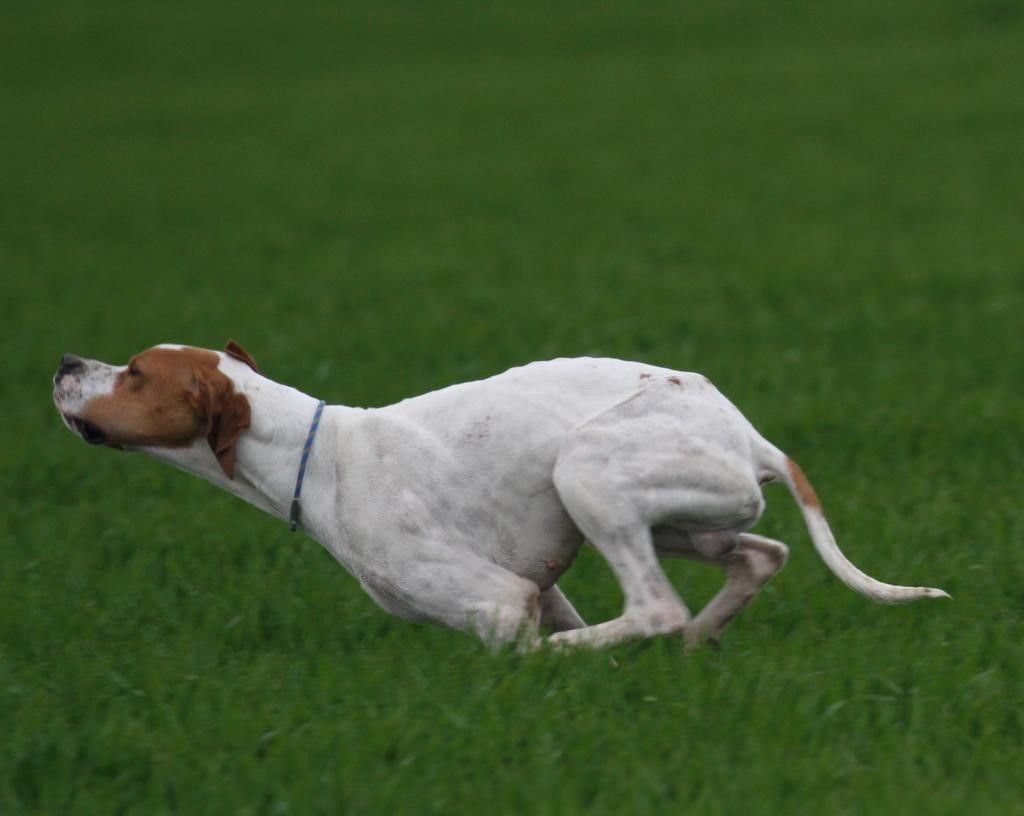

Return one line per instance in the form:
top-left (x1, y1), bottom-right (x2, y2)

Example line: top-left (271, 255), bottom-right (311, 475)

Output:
top-left (762, 447), bottom-right (949, 603)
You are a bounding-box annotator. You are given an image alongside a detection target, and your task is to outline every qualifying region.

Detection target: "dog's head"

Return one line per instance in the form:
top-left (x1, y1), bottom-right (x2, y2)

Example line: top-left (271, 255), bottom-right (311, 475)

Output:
top-left (53, 341), bottom-right (259, 478)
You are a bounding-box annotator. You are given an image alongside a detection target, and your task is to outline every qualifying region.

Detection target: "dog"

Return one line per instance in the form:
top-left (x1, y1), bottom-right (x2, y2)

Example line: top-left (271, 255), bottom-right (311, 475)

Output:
top-left (52, 342), bottom-right (948, 649)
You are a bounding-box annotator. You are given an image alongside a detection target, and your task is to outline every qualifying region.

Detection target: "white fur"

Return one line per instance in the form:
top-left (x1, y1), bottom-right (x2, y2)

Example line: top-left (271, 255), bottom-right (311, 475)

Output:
top-left (54, 350), bottom-right (948, 649)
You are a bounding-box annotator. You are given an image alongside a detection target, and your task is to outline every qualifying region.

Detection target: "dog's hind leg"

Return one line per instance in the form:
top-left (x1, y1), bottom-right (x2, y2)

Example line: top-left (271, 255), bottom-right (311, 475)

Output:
top-left (540, 585), bottom-right (586, 632)
top-left (544, 524), bottom-right (690, 649)
top-left (549, 460), bottom-right (691, 648)
top-left (547, 379), bottom-right (770, 649)
top-left (654, 528), bottom-right (788, 647)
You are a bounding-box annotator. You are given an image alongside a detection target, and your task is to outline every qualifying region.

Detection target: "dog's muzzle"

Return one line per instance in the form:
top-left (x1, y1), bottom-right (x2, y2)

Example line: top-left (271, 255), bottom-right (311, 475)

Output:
top-left (53, 353), bottom-right (117, 447)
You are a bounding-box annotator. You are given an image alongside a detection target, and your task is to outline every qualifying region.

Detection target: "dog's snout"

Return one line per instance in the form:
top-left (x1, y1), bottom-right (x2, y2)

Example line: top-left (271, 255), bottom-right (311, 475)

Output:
top-left (55, 353), bottom-right (86, 385)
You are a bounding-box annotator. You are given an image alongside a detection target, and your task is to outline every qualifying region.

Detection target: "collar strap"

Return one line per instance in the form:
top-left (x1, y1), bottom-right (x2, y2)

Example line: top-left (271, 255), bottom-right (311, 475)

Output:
top-left (289, 399), bottom-right (326, 532)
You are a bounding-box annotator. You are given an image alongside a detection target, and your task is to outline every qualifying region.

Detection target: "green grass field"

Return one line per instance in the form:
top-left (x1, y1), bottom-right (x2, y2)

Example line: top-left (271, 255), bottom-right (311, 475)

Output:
top-left (3, 1), bottom-right (1023, 812)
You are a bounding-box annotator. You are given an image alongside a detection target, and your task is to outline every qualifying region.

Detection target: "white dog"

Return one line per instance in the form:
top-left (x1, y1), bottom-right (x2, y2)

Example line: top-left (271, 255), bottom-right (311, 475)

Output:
top-left (52, 342), bottom-right (947, 649)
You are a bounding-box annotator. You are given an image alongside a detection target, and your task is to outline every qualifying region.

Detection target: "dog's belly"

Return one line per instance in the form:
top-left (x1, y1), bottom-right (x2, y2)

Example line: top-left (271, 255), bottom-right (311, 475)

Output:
top-left (462, 479), bottom-right (584, 589)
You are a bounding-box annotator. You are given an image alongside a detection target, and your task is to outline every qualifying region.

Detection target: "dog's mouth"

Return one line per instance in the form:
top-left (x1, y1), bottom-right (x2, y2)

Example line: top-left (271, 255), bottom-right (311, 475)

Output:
top-left (62, 414), bottom-right (116, 447)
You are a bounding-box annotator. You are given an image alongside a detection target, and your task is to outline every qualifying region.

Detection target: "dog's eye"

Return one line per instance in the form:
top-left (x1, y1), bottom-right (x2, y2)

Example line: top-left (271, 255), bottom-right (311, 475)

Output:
top-left (127, 364), bottom-right (143, 379)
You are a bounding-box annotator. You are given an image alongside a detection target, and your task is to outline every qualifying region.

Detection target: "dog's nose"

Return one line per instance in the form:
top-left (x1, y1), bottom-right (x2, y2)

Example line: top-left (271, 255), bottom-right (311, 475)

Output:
top-left (55, 353), bottom-right (85, 385)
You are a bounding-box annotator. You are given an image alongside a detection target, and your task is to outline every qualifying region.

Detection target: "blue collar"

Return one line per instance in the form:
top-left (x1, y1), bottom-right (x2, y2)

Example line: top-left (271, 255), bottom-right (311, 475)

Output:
top-left (289, 399), bottom-right (326, 532)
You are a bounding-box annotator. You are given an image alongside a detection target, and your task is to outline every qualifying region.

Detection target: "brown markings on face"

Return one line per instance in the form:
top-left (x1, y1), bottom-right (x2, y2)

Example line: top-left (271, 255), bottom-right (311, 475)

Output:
top-left (667, 376), bottom-right (682, 385)
top-left (786, 458), bottom-right (822, 509)
top-left (80, 347), bottom-right (251, 478)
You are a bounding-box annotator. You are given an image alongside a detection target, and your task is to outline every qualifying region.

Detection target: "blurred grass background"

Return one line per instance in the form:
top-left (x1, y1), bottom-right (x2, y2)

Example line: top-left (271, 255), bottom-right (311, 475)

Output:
top-left (2, 1), bottom-right (1022, 813)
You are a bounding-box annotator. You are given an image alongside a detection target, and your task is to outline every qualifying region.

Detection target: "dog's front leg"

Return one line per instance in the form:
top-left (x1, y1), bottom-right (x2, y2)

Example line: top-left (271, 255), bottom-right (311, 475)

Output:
top-left (355, 538), bottom-right (545, 649)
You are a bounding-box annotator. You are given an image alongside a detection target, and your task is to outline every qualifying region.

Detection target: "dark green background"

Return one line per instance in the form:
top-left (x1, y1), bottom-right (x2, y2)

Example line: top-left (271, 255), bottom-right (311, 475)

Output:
top-left (3, 2), bottom-right (1021, 813)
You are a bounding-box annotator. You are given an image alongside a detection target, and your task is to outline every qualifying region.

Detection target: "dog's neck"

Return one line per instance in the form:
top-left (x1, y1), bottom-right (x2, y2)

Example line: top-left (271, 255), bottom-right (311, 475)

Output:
top-left (142, 360), bottom-right (339, 527)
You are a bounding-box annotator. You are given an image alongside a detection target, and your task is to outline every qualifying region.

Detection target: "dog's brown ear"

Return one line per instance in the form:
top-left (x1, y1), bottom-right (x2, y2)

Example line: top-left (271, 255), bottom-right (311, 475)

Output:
top-left (225, 340), bottom-right (261, 374)
top-left (196, 370), bottom-right (252, 479)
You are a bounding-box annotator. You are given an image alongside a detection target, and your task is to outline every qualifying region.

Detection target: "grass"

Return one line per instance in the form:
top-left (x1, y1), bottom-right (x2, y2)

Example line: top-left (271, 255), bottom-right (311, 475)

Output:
top-left (2, 0), bottom-right (1023, 812)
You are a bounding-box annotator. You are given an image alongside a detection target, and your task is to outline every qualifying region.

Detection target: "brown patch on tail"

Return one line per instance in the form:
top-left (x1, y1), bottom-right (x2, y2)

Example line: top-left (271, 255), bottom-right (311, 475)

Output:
top-left (787, 458), bottom-right (821, 509)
